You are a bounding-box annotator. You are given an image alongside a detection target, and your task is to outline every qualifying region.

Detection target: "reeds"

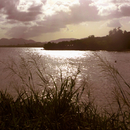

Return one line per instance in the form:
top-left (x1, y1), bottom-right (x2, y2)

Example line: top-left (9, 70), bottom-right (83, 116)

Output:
top-left (0, 69), bottom-right (96, 129)
top-left (0, 54), bottom-right (130, 129)
top-left (96, 53), bottom-right (130, 129)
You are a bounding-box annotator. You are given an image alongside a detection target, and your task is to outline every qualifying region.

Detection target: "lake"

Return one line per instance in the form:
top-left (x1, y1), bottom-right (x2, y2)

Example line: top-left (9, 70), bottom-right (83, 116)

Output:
top-left (0, 47), bottom-right (130, 111)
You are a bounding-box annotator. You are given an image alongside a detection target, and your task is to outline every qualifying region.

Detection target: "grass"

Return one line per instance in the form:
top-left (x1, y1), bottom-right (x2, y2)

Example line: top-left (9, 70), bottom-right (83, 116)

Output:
top-left (0, 54), bottom-right (130, 129)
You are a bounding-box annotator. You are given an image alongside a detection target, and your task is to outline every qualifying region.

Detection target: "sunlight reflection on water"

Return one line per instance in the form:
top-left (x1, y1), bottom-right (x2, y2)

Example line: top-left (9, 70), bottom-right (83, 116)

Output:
top-left (1, 47), bottom-right (130, 112)
top-left (30, 48), bottom-right (95, 79)
top-left (32, 48), bottom-right (92, 59)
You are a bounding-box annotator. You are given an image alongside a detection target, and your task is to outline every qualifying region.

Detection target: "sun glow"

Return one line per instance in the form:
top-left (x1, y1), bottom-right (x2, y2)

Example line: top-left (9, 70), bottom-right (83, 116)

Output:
top-left (32, 48), bottom-right (93, 59)
top-left (43, 50), bottom-right (85, 59)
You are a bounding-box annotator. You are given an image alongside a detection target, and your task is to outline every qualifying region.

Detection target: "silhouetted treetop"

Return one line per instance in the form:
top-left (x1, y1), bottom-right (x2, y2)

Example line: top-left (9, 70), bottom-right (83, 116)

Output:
top-left (44, 28), bottom-right (130, 51)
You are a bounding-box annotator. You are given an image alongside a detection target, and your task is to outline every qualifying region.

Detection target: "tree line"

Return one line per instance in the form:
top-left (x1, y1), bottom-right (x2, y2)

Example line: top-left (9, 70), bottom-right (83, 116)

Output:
top-left (44, 28), bottom-right (130, 51)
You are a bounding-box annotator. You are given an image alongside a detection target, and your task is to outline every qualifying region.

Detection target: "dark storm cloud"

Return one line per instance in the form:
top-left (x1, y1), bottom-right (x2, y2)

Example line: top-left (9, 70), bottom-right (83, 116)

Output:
top-left (7, 5), bottom-right (43, 22)
top-left (0, 0), bottom-right (43, 22)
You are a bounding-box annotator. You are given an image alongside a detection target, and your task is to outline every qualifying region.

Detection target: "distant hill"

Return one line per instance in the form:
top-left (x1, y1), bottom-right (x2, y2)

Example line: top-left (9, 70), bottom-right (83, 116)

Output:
top-left (0, 38), bottom-right (77, 47)
top-left (0, 38), bottom-right (45, 47)
top-left (49, 38), bottom-right (77, 43)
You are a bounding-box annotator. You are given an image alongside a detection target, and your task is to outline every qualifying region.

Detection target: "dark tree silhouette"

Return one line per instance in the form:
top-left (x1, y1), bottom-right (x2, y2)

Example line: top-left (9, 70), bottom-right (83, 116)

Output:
top-left (44, 28), bottom-right (130, 51)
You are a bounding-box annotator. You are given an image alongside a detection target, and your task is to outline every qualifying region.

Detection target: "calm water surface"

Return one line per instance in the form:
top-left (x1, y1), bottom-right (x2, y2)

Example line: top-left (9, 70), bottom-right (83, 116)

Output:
top-left (0, 47), bottom-right (130, 110)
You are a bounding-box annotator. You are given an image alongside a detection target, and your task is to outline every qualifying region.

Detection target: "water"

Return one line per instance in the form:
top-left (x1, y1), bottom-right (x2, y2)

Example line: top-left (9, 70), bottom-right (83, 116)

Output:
top-left (0, 47), bottom-right (130, 110)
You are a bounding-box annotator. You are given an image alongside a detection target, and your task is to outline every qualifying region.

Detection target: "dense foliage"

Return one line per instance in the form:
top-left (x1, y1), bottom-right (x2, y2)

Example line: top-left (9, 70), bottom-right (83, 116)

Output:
top-left (44, 28), bottom-right (130, 51)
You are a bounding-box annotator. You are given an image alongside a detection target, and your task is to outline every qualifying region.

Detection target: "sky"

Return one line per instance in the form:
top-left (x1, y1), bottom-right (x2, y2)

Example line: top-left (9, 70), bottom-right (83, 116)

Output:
top-left (0, 0), bottom-right (130, 42)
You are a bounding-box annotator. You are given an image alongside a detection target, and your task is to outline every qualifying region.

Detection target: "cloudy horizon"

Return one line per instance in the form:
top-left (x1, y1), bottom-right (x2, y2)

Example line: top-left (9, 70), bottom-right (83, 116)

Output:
top-left (0, 0), bottom-right (130, 42)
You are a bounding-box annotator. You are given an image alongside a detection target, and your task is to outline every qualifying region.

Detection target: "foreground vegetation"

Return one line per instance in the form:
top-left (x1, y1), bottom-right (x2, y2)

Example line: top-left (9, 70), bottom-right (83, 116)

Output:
top-left (0, 55), bottom-right (130, 129)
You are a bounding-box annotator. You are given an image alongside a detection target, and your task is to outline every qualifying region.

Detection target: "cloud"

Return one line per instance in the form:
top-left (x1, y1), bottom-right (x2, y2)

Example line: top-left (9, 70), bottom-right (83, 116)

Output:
top-left (70, 0), bottom-right (101, 22)
top-left (0, 27), bottom-right (8, 30)
top-left (43, 0), bottom-right (100, 26)
top-left (6, 23), bottom-right (66, 38)
top-left (41, 0), bottom-right (47, 4)
top-left (92, 0), bottom-right (130, 18)
top-left (7, 5), bottom-right (43, 22)
top-left (3, 0), bottom-right (130, 39)
top-left (119, 3), bottom-right (130, 16)
top-left (6, 0), bottom-right (100, 38)
top-left (0, 0), bottom-right (44, 22)
top-left (107, 19), bottom-right (122, 27)
top-left (6, 26), bottom-right (27, 38)
top-left (97, 4), bottom-right (117, 16)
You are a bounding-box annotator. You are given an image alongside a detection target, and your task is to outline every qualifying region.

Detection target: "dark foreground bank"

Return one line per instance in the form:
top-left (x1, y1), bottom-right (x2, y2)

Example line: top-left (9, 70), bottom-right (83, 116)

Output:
top-left (0, 54), bottom-right (130, 130)
top-left (0, 74), bottom-right (130, 130)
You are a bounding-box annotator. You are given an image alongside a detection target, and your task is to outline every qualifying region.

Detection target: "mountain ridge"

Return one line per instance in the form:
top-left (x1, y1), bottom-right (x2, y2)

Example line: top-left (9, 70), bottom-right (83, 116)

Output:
top-left (0, 38), bottom-right (77, 47)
